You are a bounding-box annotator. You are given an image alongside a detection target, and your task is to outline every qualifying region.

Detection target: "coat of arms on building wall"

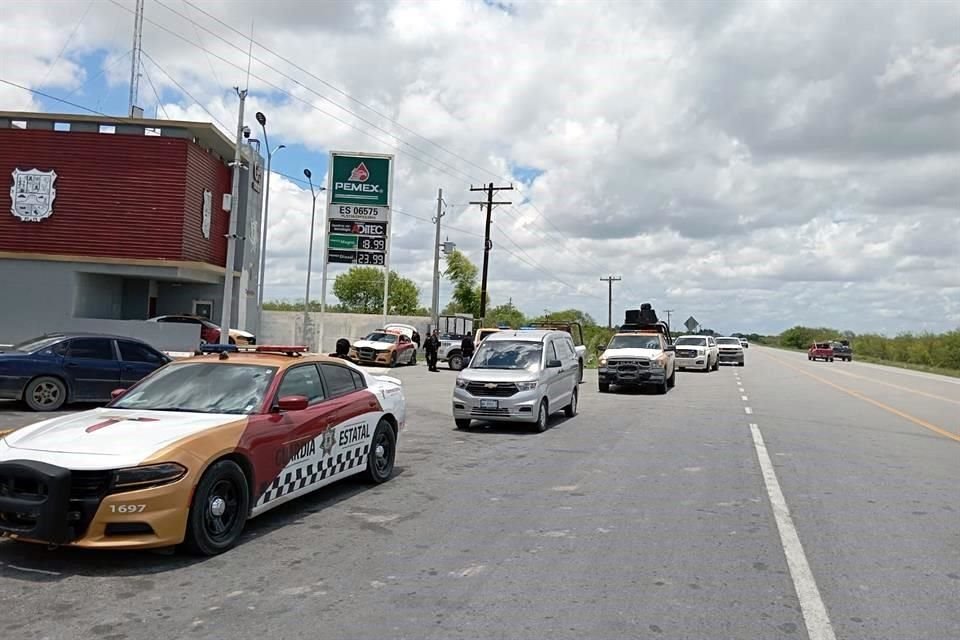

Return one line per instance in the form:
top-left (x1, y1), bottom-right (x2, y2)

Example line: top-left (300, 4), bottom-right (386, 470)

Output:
top-left (202, 189), bottom-right (212, 239)
top-left (10, 168), bottom-right (57, 222)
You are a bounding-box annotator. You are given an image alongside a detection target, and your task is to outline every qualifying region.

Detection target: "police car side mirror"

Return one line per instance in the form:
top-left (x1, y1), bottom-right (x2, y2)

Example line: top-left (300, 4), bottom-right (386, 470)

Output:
top-left (277, 395), bottom-right (309, 412)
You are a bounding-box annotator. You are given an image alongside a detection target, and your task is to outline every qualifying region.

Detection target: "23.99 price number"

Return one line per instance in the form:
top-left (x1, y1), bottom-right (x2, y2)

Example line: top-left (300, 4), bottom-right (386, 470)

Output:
top-left (357, 252), bottom-right (385, 265)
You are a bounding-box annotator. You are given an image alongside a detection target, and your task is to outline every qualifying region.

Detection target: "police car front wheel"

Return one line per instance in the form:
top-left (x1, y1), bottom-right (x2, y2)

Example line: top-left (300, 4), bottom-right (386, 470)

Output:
top-left (183, 459), bottom-right (250, 556)
top-left (366, 419), bottom-right (396, 484)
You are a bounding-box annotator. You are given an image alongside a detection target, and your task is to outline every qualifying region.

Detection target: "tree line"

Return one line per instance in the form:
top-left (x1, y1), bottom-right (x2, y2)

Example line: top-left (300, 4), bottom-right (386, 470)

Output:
top-left (758, 325), bottom-right (960, 371)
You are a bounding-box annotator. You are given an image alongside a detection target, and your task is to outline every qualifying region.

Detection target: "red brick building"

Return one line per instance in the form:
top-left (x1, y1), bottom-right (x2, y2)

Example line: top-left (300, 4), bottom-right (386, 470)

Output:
top-left (0, 111), bottom-right (263, 345)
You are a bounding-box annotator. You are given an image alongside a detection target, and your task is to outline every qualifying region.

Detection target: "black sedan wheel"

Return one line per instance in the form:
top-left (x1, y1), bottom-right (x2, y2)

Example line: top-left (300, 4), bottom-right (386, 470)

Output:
top-left (24, 376), bottom-right (67, 412)
top-left (366, 420), bottom-right (397, 484)
top-left (183, 460), bottom-right (249, 556)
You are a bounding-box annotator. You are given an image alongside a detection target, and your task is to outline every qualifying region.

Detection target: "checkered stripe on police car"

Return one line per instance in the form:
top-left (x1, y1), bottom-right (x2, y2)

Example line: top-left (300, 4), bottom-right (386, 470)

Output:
top-left (258, 444), bottom-right (370, 506)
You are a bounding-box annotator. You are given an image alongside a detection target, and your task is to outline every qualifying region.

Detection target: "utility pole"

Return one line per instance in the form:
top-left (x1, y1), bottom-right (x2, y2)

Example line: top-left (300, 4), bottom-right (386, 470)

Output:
top-left (127, 0), bottom-right (144, 116)
top-left (600, 275), bottom-right (621, 328)
top-left (469, 182), bottom-right (513, 323)
top-left (219, 87), bottom-right (247, 344)
top-left (665, 309), bottom-right (674, 333)
top-left (430, 188), bottom-right (444, 331)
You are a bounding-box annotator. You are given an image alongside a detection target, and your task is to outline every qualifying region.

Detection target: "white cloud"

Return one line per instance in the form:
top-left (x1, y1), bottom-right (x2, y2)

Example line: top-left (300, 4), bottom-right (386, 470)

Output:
top-left (3, 0), bottom-right (959, 334)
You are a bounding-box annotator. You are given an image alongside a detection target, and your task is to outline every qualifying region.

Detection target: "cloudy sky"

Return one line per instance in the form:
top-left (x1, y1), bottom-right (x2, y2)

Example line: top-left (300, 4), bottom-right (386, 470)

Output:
top-left (3, 0), bottom-right (958, 335)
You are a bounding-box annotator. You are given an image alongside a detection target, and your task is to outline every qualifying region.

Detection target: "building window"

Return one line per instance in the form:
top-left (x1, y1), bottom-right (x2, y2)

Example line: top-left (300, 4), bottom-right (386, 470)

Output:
top-left (192, 299), bottom-right (214, 319)
top-left (54, 122), bottom-right (71, 132)
top-left (145, 127), bottom-right (161, 136)
top-left (11, 120), bottom-right (26, 129)
top-left (99, 124), bottom-right (116, 134)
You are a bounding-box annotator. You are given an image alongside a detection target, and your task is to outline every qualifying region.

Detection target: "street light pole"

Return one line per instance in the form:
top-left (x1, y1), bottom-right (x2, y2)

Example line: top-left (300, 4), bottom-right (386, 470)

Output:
top-left (219, 87), bottom-right (247, 344)
top-left (303, 169), bottom-right (318, 347)
top-left (254, 111), bottom-right (284, 333)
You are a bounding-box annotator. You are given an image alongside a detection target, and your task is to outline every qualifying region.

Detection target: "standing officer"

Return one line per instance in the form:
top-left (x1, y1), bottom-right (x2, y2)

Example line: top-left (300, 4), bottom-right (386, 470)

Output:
top-left (460, 332), bottom-right (475, 368)
top-left (424, 329), bottom-right (441, 372)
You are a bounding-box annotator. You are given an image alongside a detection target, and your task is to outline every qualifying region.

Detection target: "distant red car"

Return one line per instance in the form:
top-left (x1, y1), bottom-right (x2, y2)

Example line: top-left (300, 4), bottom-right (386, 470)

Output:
top-left (808, 342), bottom-right (834, 362)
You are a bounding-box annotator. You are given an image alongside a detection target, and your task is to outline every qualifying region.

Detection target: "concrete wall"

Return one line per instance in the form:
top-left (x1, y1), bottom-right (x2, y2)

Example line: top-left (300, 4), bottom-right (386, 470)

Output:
top-left (47, 318), bottom-right (201, 352)
top-left (0, 259), bottom-right (76, 341)
top-left (155, 281), bottom-right (223, 318)
top-left (74, 272), bottom-right (124, 319)
top-left (260, 311), bottom-right (433, 353)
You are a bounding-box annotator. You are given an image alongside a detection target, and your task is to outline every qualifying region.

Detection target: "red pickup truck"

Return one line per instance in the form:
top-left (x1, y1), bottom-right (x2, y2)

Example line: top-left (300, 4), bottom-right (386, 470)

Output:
top-left (808, 342), bottom-right (834, 362)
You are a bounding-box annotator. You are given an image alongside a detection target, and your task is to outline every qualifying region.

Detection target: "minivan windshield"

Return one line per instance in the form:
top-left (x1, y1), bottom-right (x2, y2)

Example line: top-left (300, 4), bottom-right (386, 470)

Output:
top-left (470, 340), bottom-right (542, 371)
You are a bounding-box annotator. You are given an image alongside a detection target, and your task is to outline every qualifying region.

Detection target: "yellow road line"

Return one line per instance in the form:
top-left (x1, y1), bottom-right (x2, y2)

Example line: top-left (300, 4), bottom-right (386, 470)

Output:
top-left (763, 354), bottom-right (960, 444)
top-left (826, 368), bottom-right (960, 406)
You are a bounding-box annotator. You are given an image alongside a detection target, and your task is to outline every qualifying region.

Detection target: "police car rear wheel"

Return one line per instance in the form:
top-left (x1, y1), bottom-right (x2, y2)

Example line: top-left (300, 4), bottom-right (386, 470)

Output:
top-left (366, 420), bottom-right (396, 484)
top-left (183, 460), bottom-right (249, 556)
top-left (449, 353), bottom-right (464, 371)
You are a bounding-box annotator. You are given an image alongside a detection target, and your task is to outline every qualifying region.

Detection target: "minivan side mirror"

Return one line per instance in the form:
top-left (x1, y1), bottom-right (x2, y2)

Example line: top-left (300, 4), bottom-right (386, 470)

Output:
top-left (546, 359), bottom-right (563, 368)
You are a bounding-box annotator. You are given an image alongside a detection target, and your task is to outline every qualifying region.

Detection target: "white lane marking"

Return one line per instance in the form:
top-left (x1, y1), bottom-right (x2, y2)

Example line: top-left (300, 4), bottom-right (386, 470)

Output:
top-left (738, 388), bottom-right (745, 393)
top-left (749, 423), bottom-right (836, 640)
top-left (5, 564), bottom-right (61, 576)
top-left (745, 407), bottom-right (753, 414)
top-left (741, 395), bottom-right (749, 401)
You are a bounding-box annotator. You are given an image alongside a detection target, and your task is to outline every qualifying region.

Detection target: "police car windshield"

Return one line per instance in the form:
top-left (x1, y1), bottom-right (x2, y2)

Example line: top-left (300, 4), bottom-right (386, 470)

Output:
top-left (470, 341), bottom-right (543, 370)
top-left (366, 333), bottom-right (398, 343)
top-left (675, 337), bottom-right (707, 346)
top-left (111, 363), bottom-right (278, 415)
top-left (608, 335), bottom-right (662, 350)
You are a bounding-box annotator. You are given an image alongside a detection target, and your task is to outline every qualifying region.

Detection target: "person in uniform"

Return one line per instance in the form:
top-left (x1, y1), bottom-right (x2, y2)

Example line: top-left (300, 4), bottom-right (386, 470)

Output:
top-left (460, 332), bottom-right (475, 367)
top-left (424, 329), bottom-right (441, 372)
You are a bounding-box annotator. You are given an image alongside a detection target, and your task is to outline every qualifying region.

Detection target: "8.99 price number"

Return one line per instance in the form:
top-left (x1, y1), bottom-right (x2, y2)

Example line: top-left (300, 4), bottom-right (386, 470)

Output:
top-left (358, 237), bottom-right (386, 251)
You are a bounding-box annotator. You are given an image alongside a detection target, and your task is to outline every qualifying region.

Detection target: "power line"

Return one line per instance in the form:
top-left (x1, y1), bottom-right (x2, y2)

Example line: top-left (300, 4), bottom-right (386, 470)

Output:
top-left (179, 0), bottom-right (507, 184)
top-left (61, 48), bottom-right (132, 99)
top-left (141, 63), bottom-right (171, 119)
top-left (180, 0), bottom-right (225, 93)
top-left (140, 51), bottom-right (231, 131)
top-left (39, 0), bottom-right (95, 86)
top-left (147, 0), bottom-right (482, 185)
top-left (0, 78), bottom-right (105, 115)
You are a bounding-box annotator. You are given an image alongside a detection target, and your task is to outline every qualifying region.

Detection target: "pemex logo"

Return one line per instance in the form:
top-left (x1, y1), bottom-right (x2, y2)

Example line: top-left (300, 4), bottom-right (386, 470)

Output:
top-left (348, 162), bottom-right (370, 182)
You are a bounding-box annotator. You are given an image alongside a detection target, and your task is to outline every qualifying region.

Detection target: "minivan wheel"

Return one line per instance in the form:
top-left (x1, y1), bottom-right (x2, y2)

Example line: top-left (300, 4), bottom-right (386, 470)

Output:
top-left (534, 399), bottom-right (549, 433)
top-left (564, 387), bottom-right (578, 418)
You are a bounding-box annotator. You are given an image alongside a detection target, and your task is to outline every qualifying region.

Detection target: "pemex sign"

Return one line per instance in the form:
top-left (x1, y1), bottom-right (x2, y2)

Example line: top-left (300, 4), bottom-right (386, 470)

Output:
top-left (328, 152), bottom-right (392, 207)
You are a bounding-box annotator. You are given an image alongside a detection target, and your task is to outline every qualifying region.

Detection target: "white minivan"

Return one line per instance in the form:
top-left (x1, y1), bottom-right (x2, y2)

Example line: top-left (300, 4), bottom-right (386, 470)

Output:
top-left (452, 330), bottom-right (580, 433)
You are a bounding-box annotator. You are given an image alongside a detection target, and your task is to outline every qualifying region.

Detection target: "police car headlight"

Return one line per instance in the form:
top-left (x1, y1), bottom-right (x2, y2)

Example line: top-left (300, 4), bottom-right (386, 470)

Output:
top-left (112, 463), bottom-right (187, 492)
top-left (516, 381), bottom-right (537, 391)
top-left (455, 378), bottom-right (469, 389)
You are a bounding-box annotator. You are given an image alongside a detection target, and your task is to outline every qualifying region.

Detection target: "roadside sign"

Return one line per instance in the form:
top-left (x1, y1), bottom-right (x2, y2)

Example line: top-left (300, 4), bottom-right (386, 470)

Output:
top-left (328, 219), bottom-right (388, 236)
top-left (684, 316), bottom-right (699, 332)
top-left (328, 234), bottom-right (358, 250)
top-left (327, 203), bottom-right (389, 223)
top-left (328, 153), bottom-right (392, 207)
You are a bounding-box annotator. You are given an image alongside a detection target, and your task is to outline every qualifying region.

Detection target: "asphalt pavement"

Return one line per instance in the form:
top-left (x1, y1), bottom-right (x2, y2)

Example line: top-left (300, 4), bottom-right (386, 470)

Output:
top-left (0, 349), bottom-right (957, 639)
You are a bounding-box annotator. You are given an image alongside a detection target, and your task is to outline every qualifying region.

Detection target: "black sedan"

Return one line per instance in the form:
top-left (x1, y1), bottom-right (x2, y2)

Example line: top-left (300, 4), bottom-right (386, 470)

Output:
top-left (0, 333), bottom-right (171, 411)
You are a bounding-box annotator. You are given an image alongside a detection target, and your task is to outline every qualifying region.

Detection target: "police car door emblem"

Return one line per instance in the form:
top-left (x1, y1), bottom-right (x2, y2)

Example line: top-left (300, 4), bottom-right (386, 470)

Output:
top-left (11, 168), bottom-right (57, 222)
top-left (320, 428), bottom-right (336, 457)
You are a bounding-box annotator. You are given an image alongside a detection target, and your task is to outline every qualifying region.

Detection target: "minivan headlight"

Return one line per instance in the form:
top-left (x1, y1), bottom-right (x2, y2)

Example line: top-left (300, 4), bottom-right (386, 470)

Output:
top-left (516, 381), bottom-right (537, 391)
top-left (455, 378), bottom-right (469, 389)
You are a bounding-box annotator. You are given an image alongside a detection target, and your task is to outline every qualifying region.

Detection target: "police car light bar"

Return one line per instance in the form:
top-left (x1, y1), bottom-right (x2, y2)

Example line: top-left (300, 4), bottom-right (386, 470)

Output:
top-left (199, 344), bottom-right (239, 354)
top-left (255, 345), bottom-right (308, 355)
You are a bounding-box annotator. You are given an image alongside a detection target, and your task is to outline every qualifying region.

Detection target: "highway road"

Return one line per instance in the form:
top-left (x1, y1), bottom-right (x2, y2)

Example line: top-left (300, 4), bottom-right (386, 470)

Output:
top-left (0, 347), bottom-right (957, 639)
